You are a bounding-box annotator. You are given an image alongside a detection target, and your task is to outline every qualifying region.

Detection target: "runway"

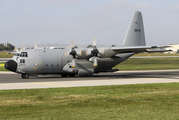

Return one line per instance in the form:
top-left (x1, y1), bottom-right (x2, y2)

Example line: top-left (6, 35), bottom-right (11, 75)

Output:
top-left (0, 70), bottom-right (179, 90)
top-left (0, 58), bottom-right (11, 62)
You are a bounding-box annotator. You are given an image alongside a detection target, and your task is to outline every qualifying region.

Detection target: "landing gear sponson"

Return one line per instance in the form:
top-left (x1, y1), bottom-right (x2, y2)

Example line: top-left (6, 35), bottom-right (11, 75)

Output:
top-left (21, 73), bottom-right (76, 79)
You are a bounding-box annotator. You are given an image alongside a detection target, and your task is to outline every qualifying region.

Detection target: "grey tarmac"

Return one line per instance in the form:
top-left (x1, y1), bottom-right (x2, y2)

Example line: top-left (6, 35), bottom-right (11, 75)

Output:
top-left (0, 69), bottom-right (179, 90)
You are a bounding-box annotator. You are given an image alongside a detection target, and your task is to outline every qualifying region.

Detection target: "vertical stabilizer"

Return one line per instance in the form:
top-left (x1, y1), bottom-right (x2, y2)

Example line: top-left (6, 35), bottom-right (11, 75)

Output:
top-left (122, 11), bottom-right (146, 46)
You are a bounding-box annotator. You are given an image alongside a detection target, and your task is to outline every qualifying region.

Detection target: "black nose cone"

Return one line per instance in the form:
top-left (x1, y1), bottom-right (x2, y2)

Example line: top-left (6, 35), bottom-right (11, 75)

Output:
top-left (5, 60), bottom-right (17, 72)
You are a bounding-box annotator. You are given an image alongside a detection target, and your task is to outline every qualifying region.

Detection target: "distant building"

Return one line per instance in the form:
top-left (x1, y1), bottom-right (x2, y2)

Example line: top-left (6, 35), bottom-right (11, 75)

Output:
top-left (166, 44), bottom-right (179, 53)
top-left (4, 43), bottom-right (7, 47)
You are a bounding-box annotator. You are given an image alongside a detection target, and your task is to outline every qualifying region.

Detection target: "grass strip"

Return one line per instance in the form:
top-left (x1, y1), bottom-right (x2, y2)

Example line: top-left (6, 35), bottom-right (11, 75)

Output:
top-left (0, 83), bottom-right (179, 119)
top-left (0, 52), bottom-right (14, 58)
top-left (0, 62), bottom-right (8, 71)
top-left (113, 57), bottom-right (179, 70)
top-left (134, 53), bottom-right (179, 56)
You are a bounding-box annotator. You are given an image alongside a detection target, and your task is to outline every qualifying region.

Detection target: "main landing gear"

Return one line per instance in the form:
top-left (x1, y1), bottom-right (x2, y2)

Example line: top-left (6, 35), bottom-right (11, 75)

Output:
top-left (21, 74), bottom-right (29, 79)
top-left (61, 74), bottom-right (75, 77)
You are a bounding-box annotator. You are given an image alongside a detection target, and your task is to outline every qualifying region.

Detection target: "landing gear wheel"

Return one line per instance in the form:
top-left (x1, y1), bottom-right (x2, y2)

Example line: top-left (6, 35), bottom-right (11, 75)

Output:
top-left (21, 74), bottom-right (29, 79)
top-left (69, 74), bottom-right (75, 77)
top-left (61, 74), bottom-right (68, 77)
top-left (78, 74), bottom-right (92, 77)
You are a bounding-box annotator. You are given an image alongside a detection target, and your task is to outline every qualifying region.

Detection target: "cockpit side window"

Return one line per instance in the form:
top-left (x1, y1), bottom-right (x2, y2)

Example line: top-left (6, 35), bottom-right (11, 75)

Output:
top-left (14, 53), bottom-right (20, 56)
top-left (25, 52), bottom-right (28, 57)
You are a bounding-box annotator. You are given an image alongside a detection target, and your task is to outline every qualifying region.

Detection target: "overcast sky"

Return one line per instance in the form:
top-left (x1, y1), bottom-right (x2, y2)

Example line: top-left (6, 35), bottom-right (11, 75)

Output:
top-left (1, 0), bottom-right (179, 47)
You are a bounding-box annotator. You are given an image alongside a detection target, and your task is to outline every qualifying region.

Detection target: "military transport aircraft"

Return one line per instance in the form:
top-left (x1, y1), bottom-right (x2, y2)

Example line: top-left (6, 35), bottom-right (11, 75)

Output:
top-left (5, 11), bottom-right (169, 79)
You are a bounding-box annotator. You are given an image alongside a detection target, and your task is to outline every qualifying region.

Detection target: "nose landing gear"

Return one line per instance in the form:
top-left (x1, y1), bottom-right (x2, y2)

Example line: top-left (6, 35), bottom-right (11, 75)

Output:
top-left (21, 74), bottom-right (29, 79)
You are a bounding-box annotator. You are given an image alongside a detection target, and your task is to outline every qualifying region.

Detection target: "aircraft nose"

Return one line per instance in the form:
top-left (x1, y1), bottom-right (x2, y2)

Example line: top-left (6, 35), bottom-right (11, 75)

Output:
top-left (5, 60), bottom-right (17, 72)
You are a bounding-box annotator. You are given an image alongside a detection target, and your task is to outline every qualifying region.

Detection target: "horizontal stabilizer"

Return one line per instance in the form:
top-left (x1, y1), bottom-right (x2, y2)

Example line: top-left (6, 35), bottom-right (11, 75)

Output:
top-left (112, 46), bottom-right (170, 54)
top-left (146, 49), bottom-right (172, 53)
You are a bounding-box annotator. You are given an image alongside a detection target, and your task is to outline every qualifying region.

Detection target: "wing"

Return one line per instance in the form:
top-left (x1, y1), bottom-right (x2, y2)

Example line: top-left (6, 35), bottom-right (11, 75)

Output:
top-left (111, 46), bottom-right (171, 54)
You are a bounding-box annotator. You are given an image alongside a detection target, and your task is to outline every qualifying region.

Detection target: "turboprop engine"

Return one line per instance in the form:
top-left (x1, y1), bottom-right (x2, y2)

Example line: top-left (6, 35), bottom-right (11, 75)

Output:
top-left (74, 48), bottom-right (117, 59)
top-left (63, 59), bottom-right (95, 77)
top-left (65, 38), bottom-right (117, 76)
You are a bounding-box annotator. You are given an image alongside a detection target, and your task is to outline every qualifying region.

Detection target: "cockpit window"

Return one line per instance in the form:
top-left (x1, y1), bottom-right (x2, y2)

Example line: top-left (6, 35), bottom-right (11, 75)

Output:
top-left (20, 52), bottom-right (28, 57)
top-left (14, 53), bottom-right (20, 56)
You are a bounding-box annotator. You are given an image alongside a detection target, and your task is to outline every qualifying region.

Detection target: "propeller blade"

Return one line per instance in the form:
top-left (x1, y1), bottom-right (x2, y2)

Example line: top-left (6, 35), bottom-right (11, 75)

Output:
top-left (69, 39), bottom-right (76, 68)
top-left (93, 37), bottom-right (96, 46)
top-left (93, 57), bottom-right (98, 67)
top-left (71, 39), bottom-right (74, 49)
top-left (69, 39), bottom-right (76, 56)
top-left (71, 58), bottom-right (76, 68)
top-left (91, 37), bottom-right (99, 56)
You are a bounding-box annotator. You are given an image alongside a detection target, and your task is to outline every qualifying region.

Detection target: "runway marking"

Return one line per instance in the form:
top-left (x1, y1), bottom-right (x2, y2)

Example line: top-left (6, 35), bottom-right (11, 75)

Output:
top-left (32, 82), bottom-right (72, 87)
top-left (0, 71), bottom-right (17, 74)
top-left (0, 64), bottom-right (4, 67)
top-left (142, 78), bottom-right (179, 81)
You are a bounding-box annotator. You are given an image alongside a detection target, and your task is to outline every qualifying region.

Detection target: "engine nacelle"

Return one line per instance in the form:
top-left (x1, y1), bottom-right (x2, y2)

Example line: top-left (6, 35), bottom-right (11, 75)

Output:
top-left (98, 48), bottom-right (117, 58)
top-left (74, 48), bottom-right (117, 59)
top-left (63, 63), bottom-right (78, 74)
top-left (63, 59), bottom-right (95, 76)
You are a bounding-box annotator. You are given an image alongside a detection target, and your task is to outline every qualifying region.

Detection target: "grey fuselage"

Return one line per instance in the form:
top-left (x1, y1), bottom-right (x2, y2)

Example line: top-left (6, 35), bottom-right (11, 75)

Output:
top-left (8, 48), bottom-right (133, 76)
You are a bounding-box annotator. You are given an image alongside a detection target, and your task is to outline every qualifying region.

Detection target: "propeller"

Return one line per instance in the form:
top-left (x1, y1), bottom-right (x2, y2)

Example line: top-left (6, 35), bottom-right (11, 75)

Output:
top-left (69, 39), bottom-right (76, 68)
top-left (91, 37), bottom-right (99, 66)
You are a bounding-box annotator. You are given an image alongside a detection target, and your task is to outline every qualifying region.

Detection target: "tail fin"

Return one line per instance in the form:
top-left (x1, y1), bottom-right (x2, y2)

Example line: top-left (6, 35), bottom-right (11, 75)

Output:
top-left (122, 11), bottom-right (146, 46)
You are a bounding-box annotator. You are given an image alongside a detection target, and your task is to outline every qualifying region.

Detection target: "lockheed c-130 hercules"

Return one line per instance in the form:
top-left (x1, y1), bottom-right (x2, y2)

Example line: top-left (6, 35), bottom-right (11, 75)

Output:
top-left (5, 11), bottom-right (169, 79)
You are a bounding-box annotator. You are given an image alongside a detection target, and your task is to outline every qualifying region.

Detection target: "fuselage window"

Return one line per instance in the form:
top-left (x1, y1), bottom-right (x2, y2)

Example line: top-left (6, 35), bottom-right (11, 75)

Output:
top-left (20, 59), bottom-right (25, 63)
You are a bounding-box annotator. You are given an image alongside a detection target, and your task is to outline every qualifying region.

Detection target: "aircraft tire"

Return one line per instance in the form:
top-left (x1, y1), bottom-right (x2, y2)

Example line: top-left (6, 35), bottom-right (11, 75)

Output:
top-left (78, 74), bottom-right (92, 77)
top-left (21, 74), bottom-right (29, 79)
top-left (69, 74), bottom-right (75, 77)
top-left (61, 74), bottom-right (68, 77)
